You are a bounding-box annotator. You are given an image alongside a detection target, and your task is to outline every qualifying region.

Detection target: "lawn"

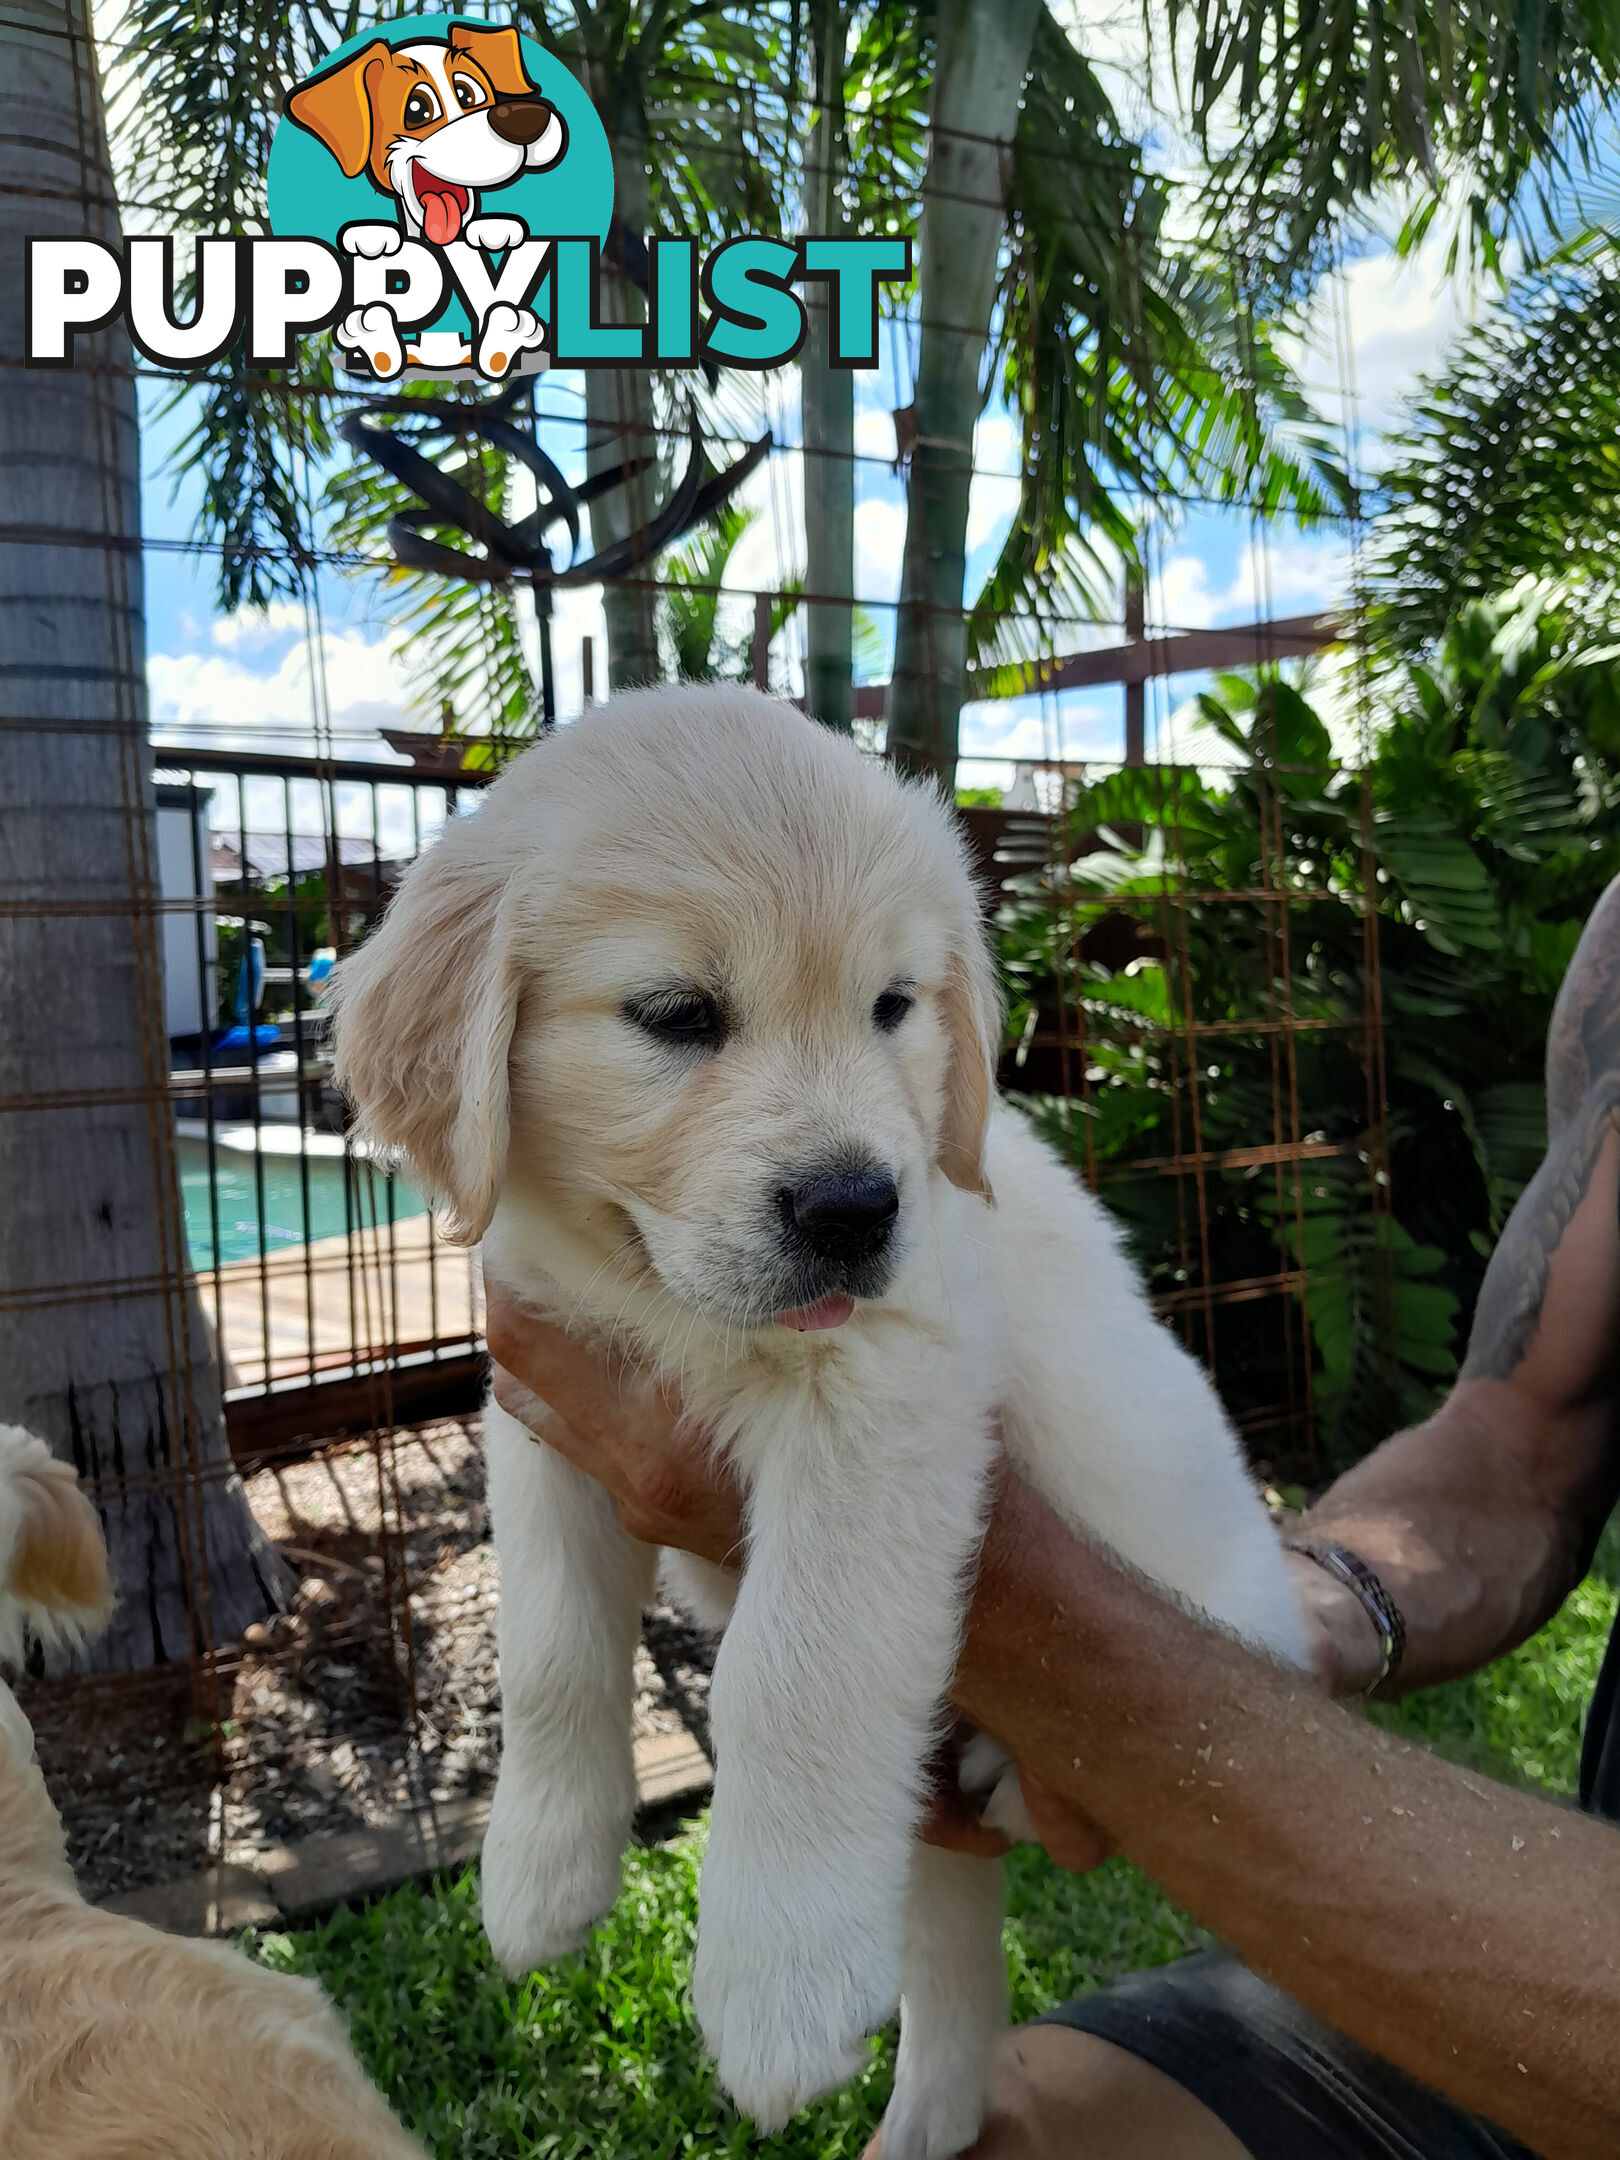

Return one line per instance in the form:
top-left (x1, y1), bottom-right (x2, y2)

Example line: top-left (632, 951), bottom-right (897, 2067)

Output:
top-left (256, 1527), bottom-right (1619, 2157)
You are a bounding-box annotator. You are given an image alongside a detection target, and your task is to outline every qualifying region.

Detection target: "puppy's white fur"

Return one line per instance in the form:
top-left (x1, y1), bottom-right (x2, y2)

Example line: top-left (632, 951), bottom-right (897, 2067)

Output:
top-left (332, 687), bottom-right (1307, 2156)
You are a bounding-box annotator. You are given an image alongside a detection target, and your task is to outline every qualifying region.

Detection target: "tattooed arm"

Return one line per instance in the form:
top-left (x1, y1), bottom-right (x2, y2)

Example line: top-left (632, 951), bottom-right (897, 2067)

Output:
top-left (1298, 876), bottom-right (1620, 1696)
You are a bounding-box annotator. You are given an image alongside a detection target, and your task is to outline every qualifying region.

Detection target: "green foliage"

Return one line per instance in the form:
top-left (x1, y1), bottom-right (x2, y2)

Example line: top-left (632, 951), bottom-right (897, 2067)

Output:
top-left (1373, 1573), bottom-right (1619, 1796)
top-left (659, 504), bottom-right (803, 683)
top-left (998, 599), bottom-right (1620, 1468)
top-left (967, 18), bottom-right (1348, 672)
top-left (254, 1833), bottom-right (1205, 2157)
top-left (1370, 249), bottom-right (1620, 655)
top-left (1164, 0), bottom-right (1620, 276)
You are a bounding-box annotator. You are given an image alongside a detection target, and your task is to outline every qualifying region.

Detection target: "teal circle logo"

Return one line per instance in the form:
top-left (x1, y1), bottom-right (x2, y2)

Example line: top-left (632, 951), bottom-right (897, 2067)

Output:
top-left (267, 14), bottom-right (613, 378)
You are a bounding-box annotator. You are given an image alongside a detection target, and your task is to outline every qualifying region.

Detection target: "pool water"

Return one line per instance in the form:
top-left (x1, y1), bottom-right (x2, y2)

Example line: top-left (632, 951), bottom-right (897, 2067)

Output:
top-left (178, 1133), bottom-right (428, 1269)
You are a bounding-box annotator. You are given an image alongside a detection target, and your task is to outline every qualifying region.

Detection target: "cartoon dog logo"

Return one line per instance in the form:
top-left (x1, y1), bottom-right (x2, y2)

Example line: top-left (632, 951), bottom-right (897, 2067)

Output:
top-left (285, 23), bottom-right (567, 379)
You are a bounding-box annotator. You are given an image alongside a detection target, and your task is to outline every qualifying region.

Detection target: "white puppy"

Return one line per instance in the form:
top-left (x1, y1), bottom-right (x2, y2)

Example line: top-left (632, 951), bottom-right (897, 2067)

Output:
top-left (332, 687), bottom-right (1307, 2158)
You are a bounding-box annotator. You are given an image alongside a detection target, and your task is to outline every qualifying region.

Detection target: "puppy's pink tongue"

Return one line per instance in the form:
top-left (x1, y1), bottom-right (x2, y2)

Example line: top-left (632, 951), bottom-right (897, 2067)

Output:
top-left (775, 1293), bottom-right (856, 1332)
top-left (421, 188), bottom-right (461, 246)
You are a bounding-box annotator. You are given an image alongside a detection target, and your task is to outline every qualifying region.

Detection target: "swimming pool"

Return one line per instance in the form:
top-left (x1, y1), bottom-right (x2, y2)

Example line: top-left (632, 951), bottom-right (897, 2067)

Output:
top-left (177, 1130), bottom-right (428, 1269)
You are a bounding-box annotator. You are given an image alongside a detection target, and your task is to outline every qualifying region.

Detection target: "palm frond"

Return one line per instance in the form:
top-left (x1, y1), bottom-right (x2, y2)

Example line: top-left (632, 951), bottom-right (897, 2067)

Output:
top-left (1370, 253), bottom-right (1620, 649)
top-left (1163, 0), bottom-right (1620, 276)
top-left (968, 12), bottom-right (1347, 671)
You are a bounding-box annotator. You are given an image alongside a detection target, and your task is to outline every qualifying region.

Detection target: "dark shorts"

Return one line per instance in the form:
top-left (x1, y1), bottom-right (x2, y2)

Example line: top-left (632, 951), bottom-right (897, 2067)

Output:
top-left (1040, 1953), bottom-right (1541, 2160)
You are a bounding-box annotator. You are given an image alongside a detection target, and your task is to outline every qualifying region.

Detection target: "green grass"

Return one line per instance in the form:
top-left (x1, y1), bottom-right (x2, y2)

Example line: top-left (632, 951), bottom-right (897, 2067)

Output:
top-left (257, 1836), bottom-right (1208, 2157)
top-left (1367, 1515), bottom-right (1620, 1798)
top-left (256, 1525), bottom-right (1618, 2155)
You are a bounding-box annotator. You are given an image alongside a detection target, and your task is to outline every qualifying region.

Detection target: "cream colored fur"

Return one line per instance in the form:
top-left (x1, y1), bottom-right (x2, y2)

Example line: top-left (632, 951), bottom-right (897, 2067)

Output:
top-left (0, 1424), bottom-right (425, 2160)
top-left (331, 686), bottom-right (1308, 2157)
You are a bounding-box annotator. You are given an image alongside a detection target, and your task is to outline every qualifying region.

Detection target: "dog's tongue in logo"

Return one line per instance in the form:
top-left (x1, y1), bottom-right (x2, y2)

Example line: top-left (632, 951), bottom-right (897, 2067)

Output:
top-left (416, 172), bottom-right (469, 246)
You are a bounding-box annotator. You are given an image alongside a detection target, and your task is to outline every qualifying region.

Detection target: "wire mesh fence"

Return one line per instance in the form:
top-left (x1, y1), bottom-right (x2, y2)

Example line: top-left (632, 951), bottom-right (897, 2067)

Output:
top-left (11, 607), bottom-right (1397, 1903)
top-left (1, 0), bottom-right (1409, 1906)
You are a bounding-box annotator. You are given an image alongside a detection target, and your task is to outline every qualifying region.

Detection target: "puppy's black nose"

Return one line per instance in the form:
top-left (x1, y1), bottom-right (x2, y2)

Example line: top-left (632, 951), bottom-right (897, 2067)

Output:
top-left (489, 96), bottom-right (555, 146)
top-left (785, 1169), bottom-right (899, 1263)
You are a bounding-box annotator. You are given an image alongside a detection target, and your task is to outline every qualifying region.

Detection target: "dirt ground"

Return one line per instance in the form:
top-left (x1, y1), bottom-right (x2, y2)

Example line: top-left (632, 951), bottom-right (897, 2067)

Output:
top-left (18, 1418), bottom-right (719, 1906)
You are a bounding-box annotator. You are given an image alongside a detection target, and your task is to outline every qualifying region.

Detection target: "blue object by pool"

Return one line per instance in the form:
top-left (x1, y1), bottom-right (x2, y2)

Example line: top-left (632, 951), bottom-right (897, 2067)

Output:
top-left (234, 935), bottom-right (266, 1024)
top-left (213, 1023), bottom-right (282, 1054)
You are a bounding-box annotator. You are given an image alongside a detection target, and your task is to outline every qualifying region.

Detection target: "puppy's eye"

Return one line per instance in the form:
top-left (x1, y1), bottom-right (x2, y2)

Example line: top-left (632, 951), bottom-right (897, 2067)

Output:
top-left (403, 87), bottom-right (441, 128)
top-left (873, 987), bottom-right (915, 1033)
top-left (627, 990), bottom-right (726, 1050)
top-left (451, 73), bottom-right (486, 111)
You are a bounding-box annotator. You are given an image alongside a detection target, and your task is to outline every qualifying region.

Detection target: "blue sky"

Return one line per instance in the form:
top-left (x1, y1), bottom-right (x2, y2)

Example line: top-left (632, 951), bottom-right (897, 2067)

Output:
top-left (139, 214), bottom-right (1486, 792)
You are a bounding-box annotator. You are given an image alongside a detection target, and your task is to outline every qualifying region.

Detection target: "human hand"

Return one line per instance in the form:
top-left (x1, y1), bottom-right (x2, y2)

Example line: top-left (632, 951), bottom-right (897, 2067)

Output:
top-left (487, 1277), bottom-right (1115, 1872)
top-left (483, 1273), bottom-right (746, 1568)
top-left (1283, 1544), bottom-right (1388, 1697)
top-left (918, 1768), bottom-right (1112, 1872)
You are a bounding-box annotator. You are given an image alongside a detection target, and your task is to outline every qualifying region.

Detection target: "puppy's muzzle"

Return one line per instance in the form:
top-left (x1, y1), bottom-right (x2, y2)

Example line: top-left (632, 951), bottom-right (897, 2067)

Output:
top-left (780, 1167), bottom-right (899, 1268)
top-left (490, 96), bottom-right (556, 146)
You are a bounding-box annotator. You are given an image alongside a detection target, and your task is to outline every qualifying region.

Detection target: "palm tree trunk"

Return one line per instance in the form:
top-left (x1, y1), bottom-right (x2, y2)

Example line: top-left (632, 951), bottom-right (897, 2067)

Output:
top-left (801, 0), bottom-right (854, 733)
top-left (0, 0), bottom-right (288, 1668)
top-left (885, 0), bottom-right (1038, 789)
top-left (584, 63), bottom-right (663, 691)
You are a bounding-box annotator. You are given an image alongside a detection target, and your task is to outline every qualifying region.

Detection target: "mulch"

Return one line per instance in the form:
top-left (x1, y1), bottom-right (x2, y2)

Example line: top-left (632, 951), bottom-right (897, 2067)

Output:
top-left (18, 1417), bottom-right (719, 1908)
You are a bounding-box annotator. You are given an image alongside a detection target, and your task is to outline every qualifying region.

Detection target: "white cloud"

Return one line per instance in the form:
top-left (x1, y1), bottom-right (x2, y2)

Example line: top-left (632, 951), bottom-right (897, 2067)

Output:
top-left (149, 623), bottom-right (416, 754)
top-left (206, 600), bottom-right (310, 652)
top-left (1154, 531), bottom-right (1352, 631)
top-left (855, 406), bottom-right (901, 466)
top-left (957, 691), bottom-right (1124, 793)
top-left (1278, 228), bottom-right (1491, 440)
top-left (148, 576), bottom-right (611, 761)
top-left (854, 496), bottom-right (908, 614)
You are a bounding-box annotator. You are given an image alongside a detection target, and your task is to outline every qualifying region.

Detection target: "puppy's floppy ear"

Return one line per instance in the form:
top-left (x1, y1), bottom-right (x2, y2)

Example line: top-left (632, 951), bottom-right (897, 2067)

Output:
top-left (0, 1427), bottom-right (113, 1655)
top-left (936, 932), bottom-right (1002, 1204)
top-left (285, 42), bottom-right (389, 179)
top-left (448, 23), bottom-right (539, 97)
top-left (329, 840), bottom-right (524, 1245)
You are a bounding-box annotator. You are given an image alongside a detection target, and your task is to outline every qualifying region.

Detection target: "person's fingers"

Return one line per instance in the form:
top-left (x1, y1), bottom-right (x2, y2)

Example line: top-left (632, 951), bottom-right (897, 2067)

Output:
top-left (919, 1784), bottom-right (1014, 1859)
top-left (489, 1362), bottom-right (575, 1448)
top-left (483, 1271), bottom-right (632, 1438)
top-left (1018, 1769), bottom-right (1113, 1874)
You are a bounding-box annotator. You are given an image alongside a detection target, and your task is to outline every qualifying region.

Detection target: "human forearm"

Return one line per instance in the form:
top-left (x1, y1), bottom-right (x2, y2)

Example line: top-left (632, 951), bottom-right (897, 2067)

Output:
top-left (1298, 1385), bottom-right (1616, 1696)
top-left (959, 1470), bottom-right (1620, 2160)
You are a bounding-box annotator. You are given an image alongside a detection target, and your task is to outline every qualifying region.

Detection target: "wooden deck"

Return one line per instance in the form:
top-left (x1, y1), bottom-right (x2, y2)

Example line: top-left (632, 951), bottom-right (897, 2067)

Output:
top-left (198, 1214), bottom-right (482, 1391)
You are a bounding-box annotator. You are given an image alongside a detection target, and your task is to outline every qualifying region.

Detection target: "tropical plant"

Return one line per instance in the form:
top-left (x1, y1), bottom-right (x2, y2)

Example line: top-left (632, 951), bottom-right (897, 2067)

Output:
top-left (0, 0), bottom-right (287, 1667)
top-left (892, 0), bottom-right (1620, 782)
top-left (795, 0), bottom-right (930, 732)
top-left (1166, 0), bottom-right (1620, 275)
top-left (658, 503), bottom-right (802, 681)
top-left (885, 0), bottom-right (1349, 783)
top-left (111, 0), bottom-right (793, 709)
top-left (1369, 241), bottom-right (1620, 654)
top-left (998, 587), bottom-right (1620, 1470)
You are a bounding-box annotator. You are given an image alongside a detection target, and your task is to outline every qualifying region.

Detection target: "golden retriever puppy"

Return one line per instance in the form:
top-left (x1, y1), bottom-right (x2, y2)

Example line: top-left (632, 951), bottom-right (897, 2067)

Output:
top-left (332, 686), bottom-right (1307, 2158)
top-left (0, 1424), bottom-right (426, 2160)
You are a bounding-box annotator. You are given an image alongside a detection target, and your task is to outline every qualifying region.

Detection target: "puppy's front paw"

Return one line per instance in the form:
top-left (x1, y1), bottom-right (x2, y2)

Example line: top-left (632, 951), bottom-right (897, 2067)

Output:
top-left (881, 2057), bottom-right (986, 2160)
top-left (480, 1774), bottom-right (625, 1974)
top-left (693, 1870), bottom-right (898, 2129)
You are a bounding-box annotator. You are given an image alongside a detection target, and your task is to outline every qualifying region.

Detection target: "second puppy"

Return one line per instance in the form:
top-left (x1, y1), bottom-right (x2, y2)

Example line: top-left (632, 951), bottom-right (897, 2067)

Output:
top-left (0, 1426), bottom-right (426, 2160)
